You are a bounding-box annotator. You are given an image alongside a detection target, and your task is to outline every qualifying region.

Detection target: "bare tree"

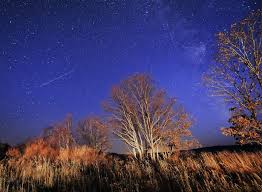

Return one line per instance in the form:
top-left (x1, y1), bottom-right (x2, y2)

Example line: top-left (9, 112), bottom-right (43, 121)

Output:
top-left (104, 74), bottom-right (196, 159)
top-left (42, 114), bottom-right (75, 149)
top-left (204, 10), bottom-right (262, 144)
top-left (77, 116), bottom-right (110, 152)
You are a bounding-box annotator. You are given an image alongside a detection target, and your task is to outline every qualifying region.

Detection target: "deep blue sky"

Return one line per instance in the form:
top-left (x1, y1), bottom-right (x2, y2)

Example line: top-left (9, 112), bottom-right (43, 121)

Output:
top-left (0, 0), bottom-right (261, 151)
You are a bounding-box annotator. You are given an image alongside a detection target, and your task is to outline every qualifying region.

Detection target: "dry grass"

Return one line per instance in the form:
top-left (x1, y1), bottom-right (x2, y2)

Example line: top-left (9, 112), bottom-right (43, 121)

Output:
top-left (0, 145), bottom-right (262, 192)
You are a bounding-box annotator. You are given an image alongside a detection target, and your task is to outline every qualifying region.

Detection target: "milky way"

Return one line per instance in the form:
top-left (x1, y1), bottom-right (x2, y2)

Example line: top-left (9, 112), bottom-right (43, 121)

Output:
top-left (0, 0), bottom-right (261, 151)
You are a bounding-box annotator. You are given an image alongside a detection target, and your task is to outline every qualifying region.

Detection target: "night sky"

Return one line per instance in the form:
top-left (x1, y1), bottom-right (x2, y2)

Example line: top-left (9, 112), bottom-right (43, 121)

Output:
top-left (0, 0), bottom-right (261, 151)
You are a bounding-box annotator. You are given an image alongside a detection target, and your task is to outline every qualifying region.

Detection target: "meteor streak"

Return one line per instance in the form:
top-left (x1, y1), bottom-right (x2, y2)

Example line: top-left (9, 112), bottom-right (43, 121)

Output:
top-left (39, 69), bottom-right (74, 88)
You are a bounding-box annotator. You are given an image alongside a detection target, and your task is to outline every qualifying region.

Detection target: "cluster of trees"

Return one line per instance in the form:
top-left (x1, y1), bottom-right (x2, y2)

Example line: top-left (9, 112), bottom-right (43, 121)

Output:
top-left (38, 74), bottom-right (199, 160)
top-left (107, 9), bottom-right (262, 154)
top-left (204, 9), bottom-right (262, 144)
top-left (22, 9), bottom-right (261, 160)
top-left (41, 114), bottom-right (110, 153)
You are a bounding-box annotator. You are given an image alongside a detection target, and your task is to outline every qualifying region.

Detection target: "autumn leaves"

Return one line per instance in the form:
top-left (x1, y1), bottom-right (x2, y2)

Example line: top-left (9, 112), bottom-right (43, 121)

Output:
top-left (204, 9), bottom-right (262, 144)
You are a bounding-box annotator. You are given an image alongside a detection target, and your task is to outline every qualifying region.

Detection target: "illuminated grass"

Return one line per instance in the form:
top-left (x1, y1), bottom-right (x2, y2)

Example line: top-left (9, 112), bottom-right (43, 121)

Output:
top-left (0, 146), bottom-right (262, 192)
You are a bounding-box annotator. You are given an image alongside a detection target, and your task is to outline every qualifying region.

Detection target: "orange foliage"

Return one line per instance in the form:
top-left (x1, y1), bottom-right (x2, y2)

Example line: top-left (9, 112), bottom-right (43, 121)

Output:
top-left (6, 148), bottom-right (21, 159)
top-left (204, 9), bottom-right (262, 144)
top-left (23, 138), bottom-right (58, 160)
top-left (222, 114), bottom-right (262, 144)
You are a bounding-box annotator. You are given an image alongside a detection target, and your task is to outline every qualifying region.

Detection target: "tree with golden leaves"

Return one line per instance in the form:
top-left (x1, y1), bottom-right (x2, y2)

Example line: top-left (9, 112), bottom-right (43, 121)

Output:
top-left (104, 74), bottom-right (197, 159)
top-left (204, 10), bottom-right (262, 144)
top-left (77, 116), bottom-right (110, 152)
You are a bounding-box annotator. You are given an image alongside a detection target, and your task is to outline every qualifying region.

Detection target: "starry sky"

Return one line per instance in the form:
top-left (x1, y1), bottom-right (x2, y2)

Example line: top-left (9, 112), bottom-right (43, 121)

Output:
top-left (0, 0), bottom-right (261, 151)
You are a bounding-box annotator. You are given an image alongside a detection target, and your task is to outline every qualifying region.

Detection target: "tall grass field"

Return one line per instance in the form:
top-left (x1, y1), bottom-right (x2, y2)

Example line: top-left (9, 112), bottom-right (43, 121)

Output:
top-left (0, 142), bottom-right (262, 192)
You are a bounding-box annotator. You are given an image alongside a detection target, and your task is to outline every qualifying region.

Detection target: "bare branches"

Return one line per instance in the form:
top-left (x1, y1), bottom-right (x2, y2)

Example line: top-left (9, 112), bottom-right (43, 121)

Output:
top-left (77, 116), bottom-right (111, 152)
top-left (204, 9), bottom-right (262, 144)
top-left (104, 74), bottom-right (197, 159)
top-left (42, 114), bottom-right (75, 149)
top-left (216, 9), bottom-right (262, 87)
